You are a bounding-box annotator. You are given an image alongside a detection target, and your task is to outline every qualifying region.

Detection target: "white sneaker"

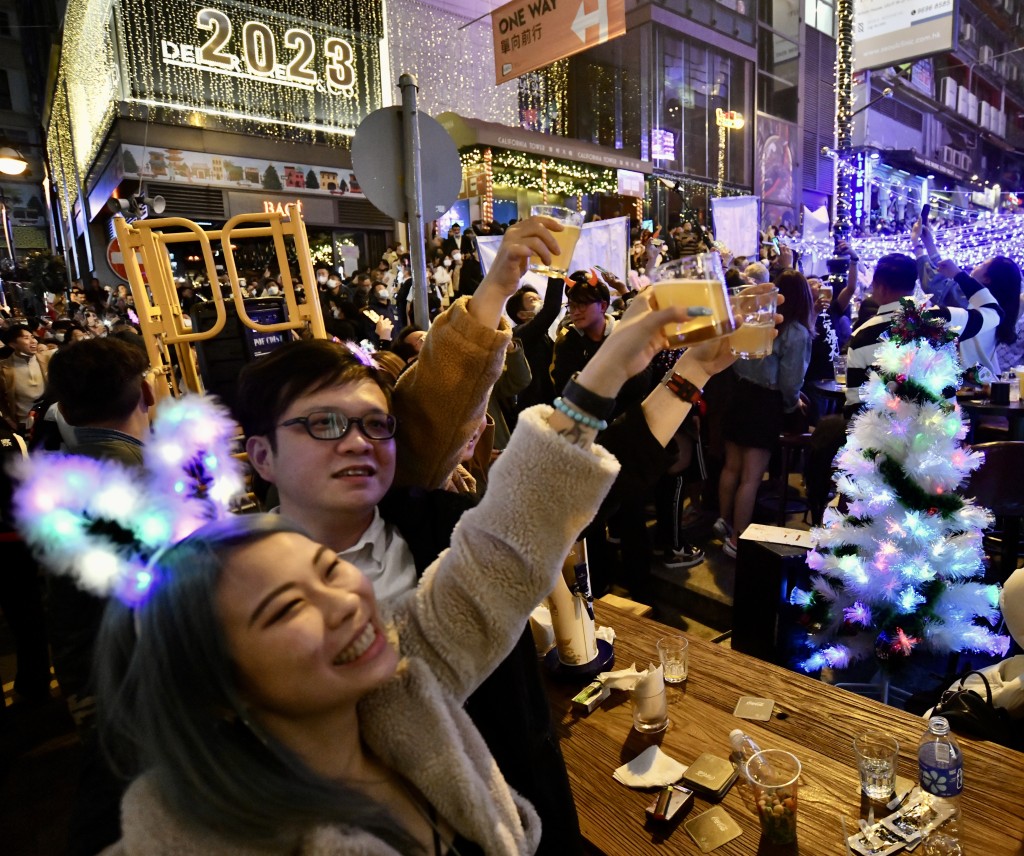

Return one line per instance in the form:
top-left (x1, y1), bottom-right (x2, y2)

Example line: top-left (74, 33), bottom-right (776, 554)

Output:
top-left (712, 517), bottom-right (733, 540)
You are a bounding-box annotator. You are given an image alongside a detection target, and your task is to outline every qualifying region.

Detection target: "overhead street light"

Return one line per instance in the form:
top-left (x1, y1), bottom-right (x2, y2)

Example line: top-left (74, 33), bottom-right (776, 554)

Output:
top-left (0, 146), bottom-right (28, 176)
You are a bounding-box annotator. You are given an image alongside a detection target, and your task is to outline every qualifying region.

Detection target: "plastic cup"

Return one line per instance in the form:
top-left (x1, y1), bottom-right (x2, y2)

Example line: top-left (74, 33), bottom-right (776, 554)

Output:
top-left (833, 355), bottom-right (848, 384)
top-left (650, 254), bottom-right (735, 347)
top-left (631, 681), bottom-right (669, 733)
top-left (529, 205), bottom-right (583, 275)
top-left (728, 286), bottom-right (778, 359)
top-left (746, 749), bottom-right (800, 844)
top-left (657, 635), bottom-right (689, 683)
top-left (853, 731), bottom-right (899, 801)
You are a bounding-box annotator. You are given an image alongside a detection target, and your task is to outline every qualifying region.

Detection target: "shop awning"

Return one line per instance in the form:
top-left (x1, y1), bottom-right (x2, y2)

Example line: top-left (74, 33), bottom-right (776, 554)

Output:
top-left (437, 113), bottom-right (652, 175)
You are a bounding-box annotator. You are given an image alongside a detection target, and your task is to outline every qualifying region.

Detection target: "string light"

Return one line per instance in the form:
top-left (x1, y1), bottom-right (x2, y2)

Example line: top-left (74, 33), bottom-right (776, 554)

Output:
top-left (461, 146), bottom-right (618, 197)
top-left (833, 0), bottom-right (855, 244)
top-left (481, 147), bottom-right (494, 224)
top-left (385, 0), bottom-right (518, 124)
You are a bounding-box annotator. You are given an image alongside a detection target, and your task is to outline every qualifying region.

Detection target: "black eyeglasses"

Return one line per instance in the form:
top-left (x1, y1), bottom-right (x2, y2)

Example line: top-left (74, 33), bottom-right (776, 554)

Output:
top-left (278, 410), bottom-right (397, 441)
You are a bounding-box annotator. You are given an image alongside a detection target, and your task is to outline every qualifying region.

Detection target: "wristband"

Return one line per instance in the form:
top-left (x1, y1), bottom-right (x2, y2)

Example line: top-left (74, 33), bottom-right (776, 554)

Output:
top-left (553, 397), bottom-right (608, 431)
top-left (664, 372), bottom-right (706, 416)
top-left (563, 373), bottom-right (616, 421)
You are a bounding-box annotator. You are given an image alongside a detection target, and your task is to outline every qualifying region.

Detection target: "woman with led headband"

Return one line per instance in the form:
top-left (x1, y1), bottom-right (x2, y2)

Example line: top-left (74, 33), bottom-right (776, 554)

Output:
top-left (12, 284), bottom-right (731, 853)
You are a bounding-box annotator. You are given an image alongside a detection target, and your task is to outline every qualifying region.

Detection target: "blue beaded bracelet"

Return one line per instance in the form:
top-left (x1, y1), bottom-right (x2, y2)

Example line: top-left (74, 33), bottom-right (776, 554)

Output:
top-left (553, 397), bottom-right (608, 431)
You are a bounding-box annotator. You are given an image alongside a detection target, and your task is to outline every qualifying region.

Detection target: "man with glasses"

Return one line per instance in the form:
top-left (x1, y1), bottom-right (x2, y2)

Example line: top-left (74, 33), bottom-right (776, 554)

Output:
top-left (233, 217), bottom-right (584, 854)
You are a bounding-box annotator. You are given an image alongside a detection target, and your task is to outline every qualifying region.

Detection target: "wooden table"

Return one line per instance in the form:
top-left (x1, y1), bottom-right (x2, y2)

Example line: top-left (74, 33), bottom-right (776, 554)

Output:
top-left (958, 397), bottom-right (1024, 441)
top-left (547, 602), bottom-right (1024, 855)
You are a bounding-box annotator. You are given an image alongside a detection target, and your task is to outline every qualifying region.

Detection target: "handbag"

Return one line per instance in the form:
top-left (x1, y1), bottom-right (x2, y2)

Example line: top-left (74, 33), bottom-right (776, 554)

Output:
top-left (931, 670), bottom-right (1022, 751)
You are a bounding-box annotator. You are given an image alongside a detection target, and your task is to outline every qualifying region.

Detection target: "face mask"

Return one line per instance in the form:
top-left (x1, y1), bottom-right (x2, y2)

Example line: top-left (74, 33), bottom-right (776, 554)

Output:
top-left (54, 332), bottom-right (65, 343)
top-left (443, 259), bottom-right (452, 267)
top-left (317, 274), bottom-right (328, 284)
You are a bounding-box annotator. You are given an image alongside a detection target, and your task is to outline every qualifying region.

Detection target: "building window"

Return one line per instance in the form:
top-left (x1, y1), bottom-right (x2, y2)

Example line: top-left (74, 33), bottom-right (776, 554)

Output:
top-left (0, 71), bottom-right (12, 110)
top-left (655, 28), bottom-right (752, 186)
top-left (804, 0), bottom-right (835, 36)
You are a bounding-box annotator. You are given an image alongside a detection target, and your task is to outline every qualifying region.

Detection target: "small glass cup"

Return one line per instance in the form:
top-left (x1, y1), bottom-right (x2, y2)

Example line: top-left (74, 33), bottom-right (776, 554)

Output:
top-left (650, 253), bottom-right (736, 347)
top-left (728, 286), bottom-right (778, 359)
top-left (529, 205), bottom-right (583, 276)
top-left (631, 680), bottom-right (669, 733)
top-left (853, 731), bottom-right (899, 801)
top-left (746, 749), bottom-right (801, 845)
top-left (657, 635), bottom-right (689, 684)
top-left (833, 354), bottom-right (848, 385)
top-left (818, 283), bottom-right (833, 303)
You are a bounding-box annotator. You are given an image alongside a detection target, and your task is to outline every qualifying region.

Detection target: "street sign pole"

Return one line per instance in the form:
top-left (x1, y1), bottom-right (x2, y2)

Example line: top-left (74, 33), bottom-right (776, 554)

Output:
top-left (399, 74), bottom-right (430, 332)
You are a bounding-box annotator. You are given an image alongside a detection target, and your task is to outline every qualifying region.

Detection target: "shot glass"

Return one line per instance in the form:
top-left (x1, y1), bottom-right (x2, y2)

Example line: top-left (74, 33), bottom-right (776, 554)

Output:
top-left (833, 354), bottom-right (848, 385)
top-left (631, 678), bottom-right (669, 733)
top-left (728, 286), bottom-right (778, 359)
top-left (650, 254), bottom-right (736, 347)
top-left (746, 749), bottom-right (801, 845)
top-left (853, 731), bottom-right (899, 801)
top-left (657, 635), bottom-right (689, 684)
top-left (529, 205), bottom-right (583, 276)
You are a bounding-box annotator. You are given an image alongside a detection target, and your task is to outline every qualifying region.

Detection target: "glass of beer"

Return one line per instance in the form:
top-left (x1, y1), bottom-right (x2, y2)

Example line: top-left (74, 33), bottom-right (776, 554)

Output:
top-left (650, 253), bottom-right (735, 347)
top-left (530, 205), bottom-right (584, 276)
top-left (728, 286), bottom-right (778, 359)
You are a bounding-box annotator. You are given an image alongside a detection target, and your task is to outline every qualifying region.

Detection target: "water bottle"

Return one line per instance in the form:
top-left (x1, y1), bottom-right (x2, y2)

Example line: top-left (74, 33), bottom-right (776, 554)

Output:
top-left (917, 716), bottom-right (962, 819)
top-left (730, 729), bottom-right (763, 780)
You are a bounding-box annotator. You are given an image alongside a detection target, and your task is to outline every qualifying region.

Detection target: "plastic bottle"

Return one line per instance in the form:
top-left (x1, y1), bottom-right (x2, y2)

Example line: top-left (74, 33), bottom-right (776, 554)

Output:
top-left (1009, 370), bottom-right (1020, 404)
top-left (917, 716), bottom-right (962, 819)
top-left (729, 729), bottom-right (763, 779)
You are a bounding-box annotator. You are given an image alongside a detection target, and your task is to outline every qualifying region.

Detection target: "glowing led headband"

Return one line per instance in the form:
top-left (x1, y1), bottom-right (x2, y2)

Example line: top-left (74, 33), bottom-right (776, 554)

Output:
top-left (13, 395), bottom-right (245, 606)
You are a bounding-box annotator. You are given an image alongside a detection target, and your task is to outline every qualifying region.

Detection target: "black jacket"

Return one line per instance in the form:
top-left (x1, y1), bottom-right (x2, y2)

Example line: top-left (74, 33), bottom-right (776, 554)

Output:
top-left (378, 487), bottom-right (583, 856)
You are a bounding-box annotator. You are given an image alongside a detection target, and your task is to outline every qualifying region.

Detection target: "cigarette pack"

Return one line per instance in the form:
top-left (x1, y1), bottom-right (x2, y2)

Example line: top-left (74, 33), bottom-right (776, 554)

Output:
top-left (571, 680), bottom-right (610, 714)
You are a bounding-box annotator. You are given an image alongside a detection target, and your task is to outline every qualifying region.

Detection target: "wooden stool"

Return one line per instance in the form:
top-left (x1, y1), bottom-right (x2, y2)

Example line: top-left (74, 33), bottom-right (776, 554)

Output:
top-left (774, 431), bottom-right (813, 527)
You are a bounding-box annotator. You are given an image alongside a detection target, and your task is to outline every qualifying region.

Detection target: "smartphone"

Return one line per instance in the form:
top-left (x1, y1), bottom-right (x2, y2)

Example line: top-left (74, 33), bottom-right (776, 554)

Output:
top-left (594, 265), bottom-right (613, 277)
top-left (642, 219), bottom-right (654, 232)
top-left (772, 237), bottom-right (781, 251)
top-left (920, 203), bottom-right (930, 225)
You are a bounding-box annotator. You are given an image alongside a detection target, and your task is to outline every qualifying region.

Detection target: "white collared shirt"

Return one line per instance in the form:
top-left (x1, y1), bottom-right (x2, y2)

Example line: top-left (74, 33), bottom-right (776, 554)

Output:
top-left (336, 508), bottom-right (418, 602)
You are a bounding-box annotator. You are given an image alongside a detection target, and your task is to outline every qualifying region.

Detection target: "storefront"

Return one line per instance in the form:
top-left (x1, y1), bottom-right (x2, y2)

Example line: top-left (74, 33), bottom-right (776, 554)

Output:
top-left (48, 0), bottom-right (390, 284)
top-left (438, 112), bottom-right (653, 228)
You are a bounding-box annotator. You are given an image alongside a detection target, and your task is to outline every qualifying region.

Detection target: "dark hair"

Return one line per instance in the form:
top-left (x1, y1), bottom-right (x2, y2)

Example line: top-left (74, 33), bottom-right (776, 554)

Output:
top-left (233, 339), bottom-right (393, 448)
top-left (774, 269), bottom-right (816, 334)
top-left (983, 256), bottom-right (1022, 345)
top-left (96, 514), bottom-right (416, 851)
top-left (47, 338), bottom-right (150, 425)
top-left (1, 323), bottom-right (33, 346)
top-left (872, 253), bottom-right (918, 296)
top-left (506, 286), bottom-right (538, 321)
top-left (565, 274), bottom-right (609, 306)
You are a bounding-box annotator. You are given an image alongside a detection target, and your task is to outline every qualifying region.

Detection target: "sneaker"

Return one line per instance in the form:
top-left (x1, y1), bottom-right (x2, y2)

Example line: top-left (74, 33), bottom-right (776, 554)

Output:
top-left (712, 517), bottom-right (734, 541)
top-left (658, 543), bottom-right (706, 569)
top-left (722, 539), bottom-right (737, 559)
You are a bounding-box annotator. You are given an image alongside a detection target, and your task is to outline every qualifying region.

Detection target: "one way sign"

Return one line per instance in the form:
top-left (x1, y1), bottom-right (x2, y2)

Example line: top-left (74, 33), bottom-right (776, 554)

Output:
top-left (491, 0), bottom-right (626, 85)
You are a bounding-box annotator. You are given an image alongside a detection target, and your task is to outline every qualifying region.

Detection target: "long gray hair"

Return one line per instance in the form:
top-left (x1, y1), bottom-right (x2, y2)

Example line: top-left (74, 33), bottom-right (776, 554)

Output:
top-left (96, 513), bottom-right (420, 852)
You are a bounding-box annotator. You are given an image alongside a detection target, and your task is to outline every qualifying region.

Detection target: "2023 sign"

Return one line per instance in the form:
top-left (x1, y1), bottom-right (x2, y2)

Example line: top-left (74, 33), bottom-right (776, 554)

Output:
top-left (159, 6), bottom-right (356, 95)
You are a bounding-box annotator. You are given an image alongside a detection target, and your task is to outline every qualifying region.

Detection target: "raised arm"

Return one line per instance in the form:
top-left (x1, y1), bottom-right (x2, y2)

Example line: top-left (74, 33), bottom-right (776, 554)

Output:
top-left (399, 291), bottom-right (690, 699)
top-left (392, 218), bottom-right (562, 490)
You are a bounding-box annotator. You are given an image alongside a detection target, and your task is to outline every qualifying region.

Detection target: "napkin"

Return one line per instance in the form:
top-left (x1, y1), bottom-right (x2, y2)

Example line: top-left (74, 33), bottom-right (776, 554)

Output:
top-left (613, 745), bottom-right (688, 788)
top-left (596, 624), bottom-right (616, 645)
top-left (597, 663), bottom-right (645, 691)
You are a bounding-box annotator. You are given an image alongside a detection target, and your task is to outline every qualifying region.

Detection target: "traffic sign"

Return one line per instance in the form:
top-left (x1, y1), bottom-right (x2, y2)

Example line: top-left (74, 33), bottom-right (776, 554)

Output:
top-left (491, 0), bottom-right (626, 85)
top-left (351, 106), bottom-right (461, 223)
top-left (107, 237), bottom-right (146, 283)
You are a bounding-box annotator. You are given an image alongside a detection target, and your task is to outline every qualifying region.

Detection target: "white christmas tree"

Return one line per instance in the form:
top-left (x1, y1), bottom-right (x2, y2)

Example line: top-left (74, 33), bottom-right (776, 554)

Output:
top-left (794, 300), bottom-right (1009, 674)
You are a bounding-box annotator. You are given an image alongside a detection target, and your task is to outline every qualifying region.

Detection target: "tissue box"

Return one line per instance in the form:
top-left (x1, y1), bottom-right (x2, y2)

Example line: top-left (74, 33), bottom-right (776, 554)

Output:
top-left (571, 680), bottom-right (610, 714)
top-left (680, 753), bottom-right (739, 801)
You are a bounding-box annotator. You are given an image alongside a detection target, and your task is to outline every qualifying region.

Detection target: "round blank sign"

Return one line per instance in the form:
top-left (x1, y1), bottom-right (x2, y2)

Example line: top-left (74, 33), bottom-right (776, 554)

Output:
top-left (351, 106), bottom-right (462, 223)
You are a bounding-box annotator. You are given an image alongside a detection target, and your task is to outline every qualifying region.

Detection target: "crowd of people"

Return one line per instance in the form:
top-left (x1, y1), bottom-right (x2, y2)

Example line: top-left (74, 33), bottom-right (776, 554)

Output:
top-left (0, 206), bottom-right (1022, 854)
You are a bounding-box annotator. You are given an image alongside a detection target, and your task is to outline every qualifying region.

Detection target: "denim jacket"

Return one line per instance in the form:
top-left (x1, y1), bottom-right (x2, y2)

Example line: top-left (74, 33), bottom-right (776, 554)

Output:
top-left (733, 321), bottom-right (812, 412)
